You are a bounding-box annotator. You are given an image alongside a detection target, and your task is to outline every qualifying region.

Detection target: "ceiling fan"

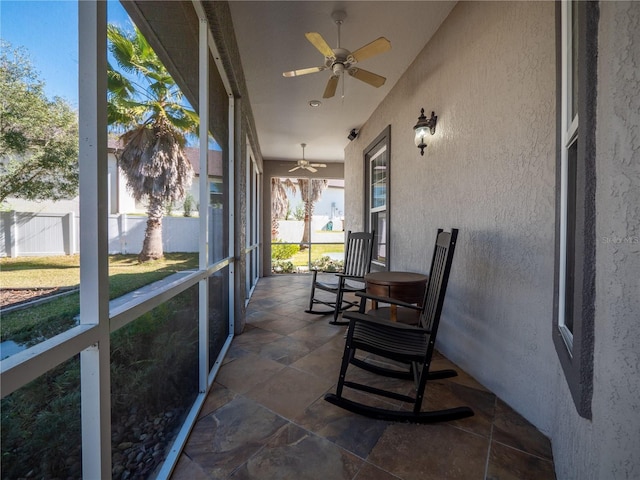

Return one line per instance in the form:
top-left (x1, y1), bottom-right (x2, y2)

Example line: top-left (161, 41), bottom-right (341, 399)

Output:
top-left (289, 143), bottom-right (326, 173)
top-left (282, 10), bottom-right (391, 99)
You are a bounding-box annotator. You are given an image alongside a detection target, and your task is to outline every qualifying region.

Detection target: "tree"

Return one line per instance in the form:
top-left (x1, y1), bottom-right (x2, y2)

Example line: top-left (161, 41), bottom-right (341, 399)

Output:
top-left (297, 178), bottom-right (328, 249)
top-left (270, 177), bottom-right (296, 240)
top-left (0, 41), bottom-right (79, 204)
top-left (107, 25), bottom-right (198, 262)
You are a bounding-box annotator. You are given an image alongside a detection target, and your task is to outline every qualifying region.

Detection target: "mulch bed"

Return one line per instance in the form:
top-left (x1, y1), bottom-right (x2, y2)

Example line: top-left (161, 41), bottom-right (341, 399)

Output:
top-left (0, 288), bottom-right (66, 308)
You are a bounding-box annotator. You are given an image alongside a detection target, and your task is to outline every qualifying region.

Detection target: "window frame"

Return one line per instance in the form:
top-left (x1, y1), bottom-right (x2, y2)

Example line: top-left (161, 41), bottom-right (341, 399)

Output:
top-left (553, 0), bottom-right (598, 419)
top-left (557, 0), bottom-right (579, 351)
top-left (364, 125), bottom-right (391, 271)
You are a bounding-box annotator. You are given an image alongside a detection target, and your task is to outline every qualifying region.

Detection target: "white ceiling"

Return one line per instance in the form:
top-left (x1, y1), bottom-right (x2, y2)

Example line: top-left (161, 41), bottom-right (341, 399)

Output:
top-left (228, 1), bottom-right (456, 164)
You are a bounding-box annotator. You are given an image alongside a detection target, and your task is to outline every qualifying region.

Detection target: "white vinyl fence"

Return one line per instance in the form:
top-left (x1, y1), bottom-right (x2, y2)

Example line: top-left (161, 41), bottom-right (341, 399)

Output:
top-left (0, 211), bottom-right (200, 257)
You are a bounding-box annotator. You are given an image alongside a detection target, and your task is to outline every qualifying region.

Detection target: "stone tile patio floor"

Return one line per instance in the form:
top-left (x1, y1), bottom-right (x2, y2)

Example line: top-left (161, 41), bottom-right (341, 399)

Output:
top-left (171, 274), bottom-right (556, 480)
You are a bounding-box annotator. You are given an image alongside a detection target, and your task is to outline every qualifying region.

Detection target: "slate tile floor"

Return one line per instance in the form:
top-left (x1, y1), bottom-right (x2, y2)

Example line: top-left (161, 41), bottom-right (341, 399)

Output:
top-left (171, 274), bottom-right (556, 480)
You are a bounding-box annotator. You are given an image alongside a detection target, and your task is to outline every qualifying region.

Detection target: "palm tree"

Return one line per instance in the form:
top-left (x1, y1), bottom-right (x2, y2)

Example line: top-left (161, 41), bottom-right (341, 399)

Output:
top-left (270, 177), bottom-right (296, 240)
top-left (107, 24), bottom-right (198, 262)
top-left (297, 178), bottom-right (328, 249)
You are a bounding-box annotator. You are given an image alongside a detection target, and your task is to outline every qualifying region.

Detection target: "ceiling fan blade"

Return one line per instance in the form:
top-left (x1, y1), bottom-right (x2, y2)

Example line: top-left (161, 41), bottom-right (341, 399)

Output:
top-left (351, 37), bottom-right (391, 63)
top-left (348, 68), bottom-right (386, 88)
top-left (323, 75), bottom-right (339, 98)
top-left (282, 66), bottom-right (326, 78)
top-left (289, 166), bottom-right (302, 172)
top-left (305, 32), bottom-right (335, 59)
top-left (306, 166), bottom-right (318, 173)
top-left (310, 163), bottom-right (327, 168)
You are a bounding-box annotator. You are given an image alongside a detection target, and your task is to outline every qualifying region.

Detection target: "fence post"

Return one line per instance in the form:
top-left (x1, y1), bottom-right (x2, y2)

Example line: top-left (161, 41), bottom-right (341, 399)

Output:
top-left (63, 212), bottom-right (76, 255)
top-left (120, 213), bottom-right (127, 254)
top-left (0, 211), bottom-right (12, 257)
top-left (10, 211), bottom-right (18, 258)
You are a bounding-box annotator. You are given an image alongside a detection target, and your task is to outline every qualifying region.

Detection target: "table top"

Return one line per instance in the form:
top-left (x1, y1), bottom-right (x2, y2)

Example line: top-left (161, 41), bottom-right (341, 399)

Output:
top-left (364, 271), bottom-right (428, 285)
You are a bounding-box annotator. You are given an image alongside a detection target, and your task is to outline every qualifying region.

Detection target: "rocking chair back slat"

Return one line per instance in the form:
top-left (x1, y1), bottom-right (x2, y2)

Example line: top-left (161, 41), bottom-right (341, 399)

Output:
top-left (343, 233), bottom-right (374, 276)
top-left (420, 232), bottom-right (455, 332)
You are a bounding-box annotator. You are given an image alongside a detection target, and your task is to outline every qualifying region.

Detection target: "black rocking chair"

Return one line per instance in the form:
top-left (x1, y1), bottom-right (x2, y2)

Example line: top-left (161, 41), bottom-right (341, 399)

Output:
top-left (324, 228), bottom-right (474, 423)
top-left (305, 230), bottom-right (374, 325)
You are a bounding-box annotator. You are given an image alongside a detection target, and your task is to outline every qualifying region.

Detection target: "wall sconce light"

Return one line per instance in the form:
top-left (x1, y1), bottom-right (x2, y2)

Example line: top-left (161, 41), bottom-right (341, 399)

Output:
top-left (413, 108), bottom-right (437, 155)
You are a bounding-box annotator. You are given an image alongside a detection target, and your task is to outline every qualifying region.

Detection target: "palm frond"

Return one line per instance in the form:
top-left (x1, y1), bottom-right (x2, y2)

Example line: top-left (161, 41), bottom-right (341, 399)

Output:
top-left (107, 67), bottom-right (134, 98)
top-left (107, 25), bottom-right (138, 75)
top-left (182, 109), bottom-right (200, 125)
top-left (107, 103), bottom-right (135, 127)
top-left (164, 105), bottom-right (199, 133)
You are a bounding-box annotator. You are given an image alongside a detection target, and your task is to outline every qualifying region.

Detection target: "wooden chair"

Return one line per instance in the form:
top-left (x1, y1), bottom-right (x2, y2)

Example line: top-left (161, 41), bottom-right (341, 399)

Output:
top-left (324, 229), bottom-right (474, 423)
top-left (305, 230), bottom-right (374, 325)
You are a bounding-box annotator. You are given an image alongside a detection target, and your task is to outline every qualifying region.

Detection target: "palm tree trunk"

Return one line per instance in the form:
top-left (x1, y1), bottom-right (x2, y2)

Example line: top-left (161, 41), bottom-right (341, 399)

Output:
top-left (139, 196), bottom-right (164, 262)
top-left (300, 201), bottom-right (314, 249)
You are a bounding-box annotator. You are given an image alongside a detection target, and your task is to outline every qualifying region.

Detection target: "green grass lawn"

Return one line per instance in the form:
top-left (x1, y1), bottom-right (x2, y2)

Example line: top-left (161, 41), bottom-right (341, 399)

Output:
top-left (0, 253), bottom-right (198, 289)
top-left (288, 243), bottom-right (345, 266)
top-left (0, 253), bottom-right (198, 343)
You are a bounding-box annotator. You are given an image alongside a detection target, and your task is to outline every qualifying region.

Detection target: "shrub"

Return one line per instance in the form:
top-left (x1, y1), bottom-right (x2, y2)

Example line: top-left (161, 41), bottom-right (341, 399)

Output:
top-left (272, 260), bottom-right (295, 273)
top-left (292, 203), bottom-right (305, 221)
top-left (271, 240), bottom-right (299, 260)
top-left (182, 193), bottom-right (195, 217)
top-left (311, 256), bottom-right (344, 272)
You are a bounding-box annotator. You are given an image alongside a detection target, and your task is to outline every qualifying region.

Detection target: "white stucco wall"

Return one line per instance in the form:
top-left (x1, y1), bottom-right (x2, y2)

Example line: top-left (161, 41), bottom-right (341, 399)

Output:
top-left (347, 0), bottom-right (557, 426)
top-left (345, 2), bottom-right (639, 478)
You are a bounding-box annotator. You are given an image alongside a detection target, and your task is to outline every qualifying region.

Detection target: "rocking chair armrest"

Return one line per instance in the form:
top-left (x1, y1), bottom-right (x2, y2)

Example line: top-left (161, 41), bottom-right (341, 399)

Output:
top-left (334, 273), bottom-right (364, 281)
top-left (311, 268), bottom-right (345, 275)
top-left (354, 292), bottom-right (422, 311)
top-left (343, 310), bottom-right (427, 332)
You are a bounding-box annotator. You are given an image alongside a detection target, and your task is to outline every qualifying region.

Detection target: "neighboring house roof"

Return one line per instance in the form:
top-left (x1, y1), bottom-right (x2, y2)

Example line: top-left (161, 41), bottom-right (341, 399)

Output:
top-left (108, 138), bottom-right (223, 177)
top-left (184, 148), bottom-right (223, 177)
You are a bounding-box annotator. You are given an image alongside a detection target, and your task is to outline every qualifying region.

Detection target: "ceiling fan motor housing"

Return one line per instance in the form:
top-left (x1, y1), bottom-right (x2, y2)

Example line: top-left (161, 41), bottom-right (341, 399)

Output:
top-left (326, 48), bottom-right (352, 74)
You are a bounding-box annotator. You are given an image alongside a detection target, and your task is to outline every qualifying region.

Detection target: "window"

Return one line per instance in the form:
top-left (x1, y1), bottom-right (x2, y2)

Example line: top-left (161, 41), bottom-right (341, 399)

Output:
top-left (558, 0), bottom-right (580, 350)
top-left (364, 126), bottom-right (390, 270)
top-left (553, 0), bottom-right (598, 419)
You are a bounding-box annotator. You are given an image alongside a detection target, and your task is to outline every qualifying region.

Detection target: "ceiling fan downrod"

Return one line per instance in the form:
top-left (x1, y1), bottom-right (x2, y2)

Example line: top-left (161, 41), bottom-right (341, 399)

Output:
top-left (332, 10), bottom-right (346, 48)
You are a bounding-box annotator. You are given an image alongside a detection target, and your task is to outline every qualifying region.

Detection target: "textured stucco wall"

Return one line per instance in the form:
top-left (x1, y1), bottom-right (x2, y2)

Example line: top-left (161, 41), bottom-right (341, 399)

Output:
top-left (551, 3), bottom-right (640, 479)
top-left (345, 1), bottom-right (640, 478)
top-left (346, 0), bottom-right (558, 430)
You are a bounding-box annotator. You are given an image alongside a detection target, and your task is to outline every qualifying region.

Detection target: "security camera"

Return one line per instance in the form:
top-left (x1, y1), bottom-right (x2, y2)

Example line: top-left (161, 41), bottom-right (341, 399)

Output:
top-left (348, 129), bottom-right (358, 141)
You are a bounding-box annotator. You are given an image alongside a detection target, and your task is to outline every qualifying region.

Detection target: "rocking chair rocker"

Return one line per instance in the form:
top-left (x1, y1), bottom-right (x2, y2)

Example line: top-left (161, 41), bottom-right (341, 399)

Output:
top-left (305, 230), bottom-right (374, 325)
top-left (324, 229), bottom-right (474, 423)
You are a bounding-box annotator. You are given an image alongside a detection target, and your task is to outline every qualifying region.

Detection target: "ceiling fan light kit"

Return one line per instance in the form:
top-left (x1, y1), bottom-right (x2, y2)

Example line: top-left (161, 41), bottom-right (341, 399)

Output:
top-left (289, 143), bottom-right (327, 173)
top-left (282, 10), bottom-right (391, 99)
top-left (413, 109), bottom-right (437, 156)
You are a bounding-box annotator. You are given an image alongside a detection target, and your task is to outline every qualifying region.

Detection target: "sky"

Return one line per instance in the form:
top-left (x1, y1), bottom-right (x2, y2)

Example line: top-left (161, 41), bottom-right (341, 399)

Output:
top-left (1, 1), bottom-right (134, 109)
top-left (1, 0), bottom-right (217, 149)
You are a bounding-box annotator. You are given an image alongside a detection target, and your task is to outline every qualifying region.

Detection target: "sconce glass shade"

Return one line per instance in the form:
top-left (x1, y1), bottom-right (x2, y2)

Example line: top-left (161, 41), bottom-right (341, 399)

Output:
top-left (413, 109), bottom-right (437, 155)
top-left (414, 126), bottom-right (429, 147)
